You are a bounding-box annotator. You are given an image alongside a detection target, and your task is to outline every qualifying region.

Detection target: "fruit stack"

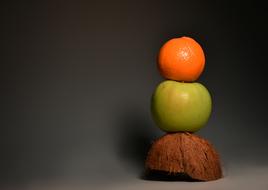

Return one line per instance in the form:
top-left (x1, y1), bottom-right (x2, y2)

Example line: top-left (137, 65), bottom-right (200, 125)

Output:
top-left (145, 37), bottom-right (222, 181)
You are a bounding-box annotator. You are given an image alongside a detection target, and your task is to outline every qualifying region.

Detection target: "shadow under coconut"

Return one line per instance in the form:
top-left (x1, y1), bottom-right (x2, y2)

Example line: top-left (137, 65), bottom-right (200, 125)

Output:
top-left (141, 170), bottom-right (202, 182)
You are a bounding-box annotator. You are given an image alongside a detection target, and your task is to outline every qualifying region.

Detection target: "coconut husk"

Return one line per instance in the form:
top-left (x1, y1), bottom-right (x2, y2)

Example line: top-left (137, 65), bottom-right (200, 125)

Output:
top-left (145, 132), bottom-right (222, 181)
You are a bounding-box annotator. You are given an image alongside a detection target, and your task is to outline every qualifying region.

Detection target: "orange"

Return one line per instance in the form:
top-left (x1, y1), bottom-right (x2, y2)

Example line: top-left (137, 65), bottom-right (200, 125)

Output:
top-left (158, 36), bottom-right (205, 82)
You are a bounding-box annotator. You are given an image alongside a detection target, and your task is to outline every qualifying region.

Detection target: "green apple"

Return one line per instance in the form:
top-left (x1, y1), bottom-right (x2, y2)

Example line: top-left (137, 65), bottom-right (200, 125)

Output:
top-left (151, 80), bottom-right (212, 132)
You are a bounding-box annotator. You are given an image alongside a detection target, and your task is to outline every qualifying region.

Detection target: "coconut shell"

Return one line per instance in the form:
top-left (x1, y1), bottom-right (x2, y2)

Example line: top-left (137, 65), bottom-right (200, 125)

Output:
top-left (145, 132), bottom-right (222, 181)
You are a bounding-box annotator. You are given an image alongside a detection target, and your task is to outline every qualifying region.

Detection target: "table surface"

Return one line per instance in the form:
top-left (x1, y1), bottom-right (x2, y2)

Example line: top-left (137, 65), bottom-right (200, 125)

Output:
top-left (3, 164), bottom-right (267, 190)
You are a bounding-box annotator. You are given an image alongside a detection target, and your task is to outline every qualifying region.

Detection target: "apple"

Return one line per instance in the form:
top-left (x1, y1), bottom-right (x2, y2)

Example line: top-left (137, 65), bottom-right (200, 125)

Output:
top-left (151, 80), bottom-right (212, 132)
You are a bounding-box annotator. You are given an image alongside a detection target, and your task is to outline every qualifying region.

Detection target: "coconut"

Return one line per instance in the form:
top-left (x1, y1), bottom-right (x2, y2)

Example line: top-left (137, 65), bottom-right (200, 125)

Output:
top-left (145, 132), bottom-right (222, 181)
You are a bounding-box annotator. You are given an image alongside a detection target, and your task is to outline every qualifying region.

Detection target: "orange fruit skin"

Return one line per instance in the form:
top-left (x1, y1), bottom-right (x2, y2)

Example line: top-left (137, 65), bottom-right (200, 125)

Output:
top-left (158, 37), bottom-right (205, 82)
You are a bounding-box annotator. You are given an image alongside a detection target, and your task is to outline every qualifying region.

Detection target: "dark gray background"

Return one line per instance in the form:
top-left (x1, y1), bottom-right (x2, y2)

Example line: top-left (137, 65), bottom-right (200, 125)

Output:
top-left (1, 0), bottom-right (268, 189)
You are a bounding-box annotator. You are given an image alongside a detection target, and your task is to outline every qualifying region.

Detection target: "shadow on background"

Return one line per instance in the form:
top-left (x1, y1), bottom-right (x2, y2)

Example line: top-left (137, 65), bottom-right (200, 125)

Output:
top-left (115, 107), bottom-right (160, 176)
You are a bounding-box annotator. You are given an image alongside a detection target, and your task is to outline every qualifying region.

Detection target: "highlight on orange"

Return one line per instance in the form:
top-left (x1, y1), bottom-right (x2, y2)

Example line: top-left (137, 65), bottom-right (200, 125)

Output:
top-left (158, 36), bottom-right (205, 82)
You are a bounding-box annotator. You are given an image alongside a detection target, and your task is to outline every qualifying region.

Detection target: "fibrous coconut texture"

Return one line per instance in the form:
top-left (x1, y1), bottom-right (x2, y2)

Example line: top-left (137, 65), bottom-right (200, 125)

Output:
top-left (145, 132), bottom-right (222, 181)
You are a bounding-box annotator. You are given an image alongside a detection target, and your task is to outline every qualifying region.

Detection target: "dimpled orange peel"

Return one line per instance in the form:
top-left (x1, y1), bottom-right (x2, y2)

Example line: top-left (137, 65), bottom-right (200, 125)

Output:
top-left (158, 36), bottom-right (205, 82)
